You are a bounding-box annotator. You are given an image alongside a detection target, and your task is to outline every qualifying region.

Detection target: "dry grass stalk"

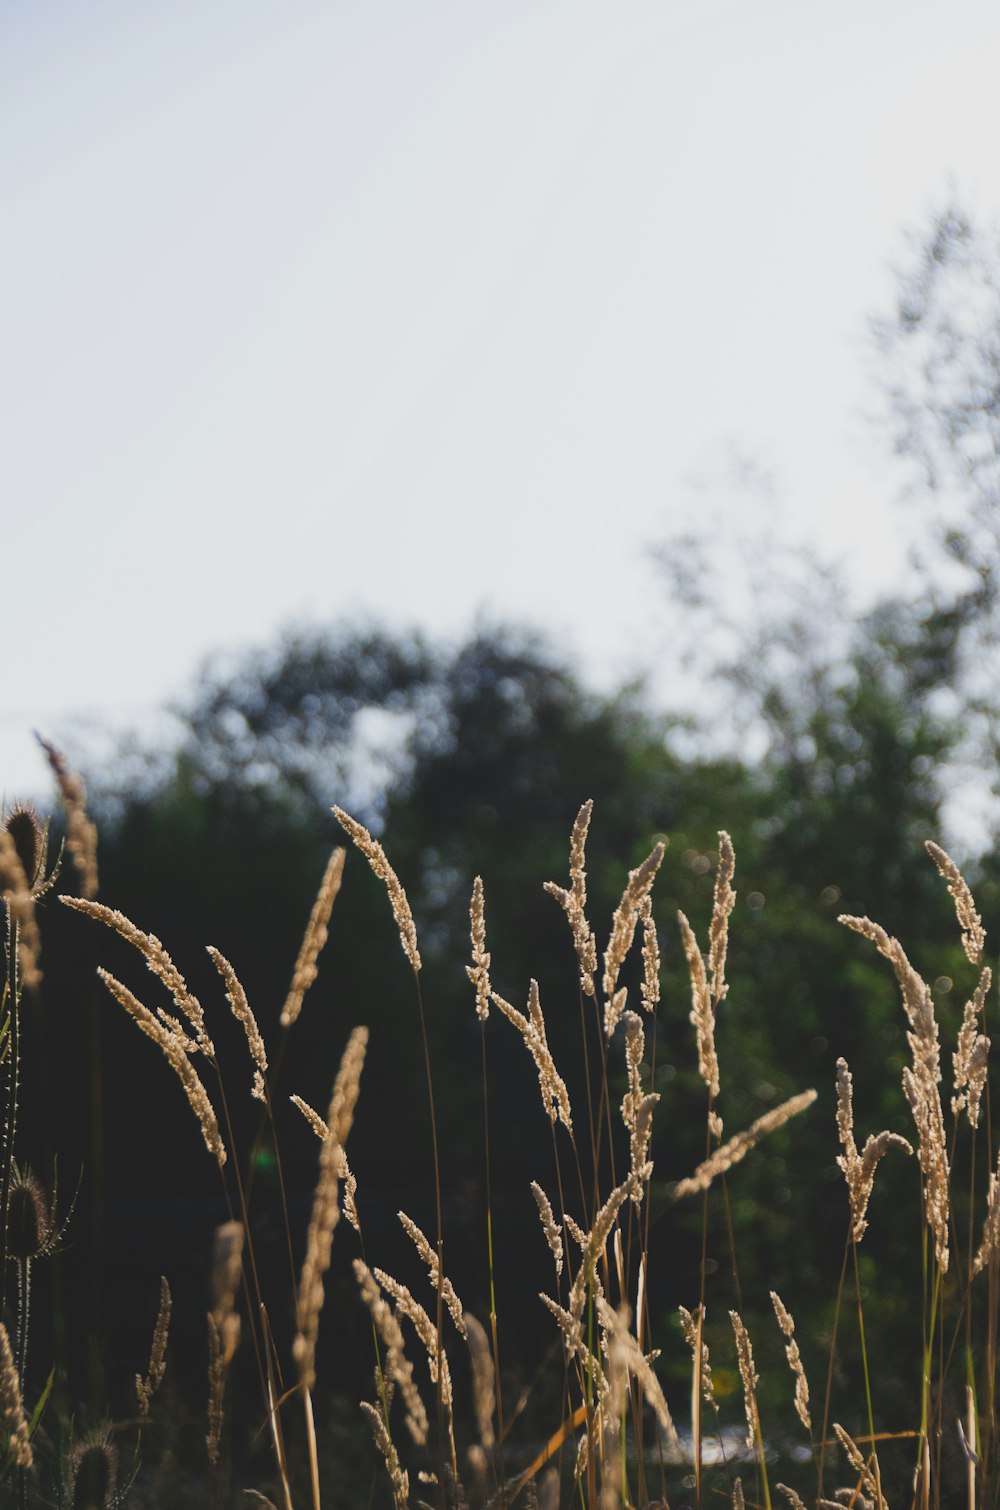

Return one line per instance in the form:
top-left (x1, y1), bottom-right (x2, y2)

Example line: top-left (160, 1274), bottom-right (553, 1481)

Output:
top-left (0, 824), bottom-right (42, 991)
top-left (832, 1422), bottom-right (886, 1509)
top-left (294, 1026), bottom-right (368, 1391)
top-left (603, 841), bottom-right (666, 1013)
top-left (674, 1089), bottom-right (817, 1200)
top-left (205, 1223), bottom-right (244, 1466)
top-left (280, 845), bottom-right (345, 1028)
top-left (840, 913), bottom-right (950, 1269)
top-left (98, 969), bottom-right (226, 1167)
top-left (708, 831), bottom-right (736, 1006)
top-left (0, 1321), bottom-right (31, 1468)
top-left (925, 839), bottom-right (986, 964)
top-left (621, 1012), bottom-right (659, 1204)
top-left (398, 1211), bottom-right (466, 1337)
top-left (530, 1181), bottom-right (563, 1277)
top-left (543, 1168), bottom-right (648, 1363)
top-left (63, 896), bottom-right (215, 1057)
top-left (732, 1479), bottom-right (745, 1510)
top-left (36, 734), bottom-right (99, 899)
top-left (466, 875), bottom-right (492, 1021)
top-left (333, 806), bottom-right (421, 972)
top-left (770, 1290), bottom-right (811, 1431)
top-left (360, 1399), bottom-right (410, 1509)
top-left (207, 946), bottom-right (267, 1101)
top-left (543, 799), bottom-right (598, 998)
top-left (492, 981), bottom-right (573, 1133)
top-left (973, 1146), bottom-right (1000, 1274)
top-left (776, 1487), bottom-right (808, 1509)
top-left (639, 895), bottom-right (660, 1013)
top-left (953, 967), bottom-right (991, 1127)
top-left (679, 910), bottom-right (719, 1107)
top-left (136, 1276), bottom-right (172, 1421)
top-left (373, 1268), bottom-right (454, 1412)
top-left (354, 1260), bottom-right (428, 1446)
top-left (835, 1058), bottom-right (912, 1243)
top-left (291, 1095), bottom-right (328, 1140)
top-left (678, 1305), bottom-right (716, 1405)
top-left (729, 1310), bottom-right (761, 1453)
top-left (596, 1297), bottom-right (682, 1459)
top-left (463, 1312), bottom-right (496, 1449)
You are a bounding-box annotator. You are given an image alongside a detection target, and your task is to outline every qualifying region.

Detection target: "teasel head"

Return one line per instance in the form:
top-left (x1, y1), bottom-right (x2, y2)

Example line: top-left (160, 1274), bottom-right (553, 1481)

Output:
top-left (3, 802), bottom-right (45, 890)
top-left (6, 1164), bottom-right (72, 1262)
top-left (70, 1428), bottom-right (118, 1509)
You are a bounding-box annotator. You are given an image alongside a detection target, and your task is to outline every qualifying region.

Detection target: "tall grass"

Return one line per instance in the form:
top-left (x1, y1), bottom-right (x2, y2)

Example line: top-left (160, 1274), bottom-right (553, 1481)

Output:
top-left (0, 757), bottom-right (998, 1509)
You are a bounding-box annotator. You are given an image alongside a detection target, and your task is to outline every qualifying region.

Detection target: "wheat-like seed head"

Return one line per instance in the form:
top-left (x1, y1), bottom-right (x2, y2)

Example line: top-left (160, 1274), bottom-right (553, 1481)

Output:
top-left (530, 1181), bottom-right (564, 1277)
top-left (354, 1260), bottom-right (428, 1446)
top-left (835, 1057), bottom-right (912, 1244)
top-left (207, 946), bottom-right (267, 1100)
top-left (373, 1268), bottom-right (454, 1411)
top-left (466, 875), bottom-right (492, 1021)
top-left (294, 1026), bottom-right (368, 1390)
top-left (674, 1090), bottom-right (816, 1199)
top-left (679, 910), bottom-right (719, 1104)
top-left (840, 913), bottom-right (950, 1269)
top-left (639, 896), bottom-right (660, 1012)
top-left (620, 1011), bottom-right (659, 1204)
top-left (333, 806), bottom-right (421, 972)
top-left (603, 842), bottom-right (665, 1008)
top-left (0, 1322), bottom-right (31, 1467)
top-left (543, 799), bottom-right (598, 997)
top-left (729, 1310), bottom-right (760, 1453)
top-left (281, 845), bottom-right (345, 1028)
top-left (770, 1290), bottom-right (811, 1431)
top-left (595, 1296), bottom-right (681, 1459)
top-left (36, 734), bottom-right (99, 899)
top-left (708, 831), bottom-right (736, 1006)
top-left (492, 982), bottom-right (573, 1133)
top-left (98, 969), bottom-right (226, 1167)
top-left (136, 1276), bottom-right (172, 1422)
top-left (360, 1400), bottom-right (410, 1510)
top-left (64, 897), bottom-right (215, 1057)
top-left (463, 1313), bottom-right (496, 1449)
top-left (926, 839), bottom-right (986, 964)
top-left (678, 1305), bottom-right (715, 1405)
top-left (953, 967), bottom-right (991, 1126)
top-left (398, 1211), bottom-right (466, 1337)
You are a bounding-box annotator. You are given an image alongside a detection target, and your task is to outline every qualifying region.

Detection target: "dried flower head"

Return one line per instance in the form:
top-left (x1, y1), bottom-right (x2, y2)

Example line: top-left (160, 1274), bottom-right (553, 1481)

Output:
top-left (835, 1057), bottom-right (912, 1243)
top-left (543, 799), bottom-right (599, 997)
top-left (926, 839), bottom-right (985, 964)
top-left (6, 1168), bottom-right (55, 1261)
top-left (0, 1323), bottom-right (31, 1467)
top-left (71, 1429), bottom-right (117, 1507)
top-left (466, 875), bottom-right (492, 1021)
top-left (136, 1277), bottom-right (171, 1421)
top-left (333, 807), bottom-right (421, 972)
top-left (3, 802), bottom-right (44, 889)
top-left (770, 1290), bottom-right (811, 1431)
top-left (36, 736), bottom-right (98, 899)
top-left (281, 845), bottom-right (345, 1027)
top-left (492, 981), bottom-right (573, 1133)
top-left (603, 842), bottom-right (666, 1009)
top-left (674, 1090), bottom-right (817, 1199)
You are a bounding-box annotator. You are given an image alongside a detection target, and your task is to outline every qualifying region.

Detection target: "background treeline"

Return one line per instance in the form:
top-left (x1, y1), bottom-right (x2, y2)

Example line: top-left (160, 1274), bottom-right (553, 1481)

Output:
top-left (19, 203), bottom-right (1000, 1498)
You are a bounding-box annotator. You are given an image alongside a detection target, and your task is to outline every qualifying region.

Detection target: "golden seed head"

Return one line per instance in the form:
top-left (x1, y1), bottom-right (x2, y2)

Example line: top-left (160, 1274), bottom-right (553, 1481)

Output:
top-left (3, 802), bottom-right (44, 888)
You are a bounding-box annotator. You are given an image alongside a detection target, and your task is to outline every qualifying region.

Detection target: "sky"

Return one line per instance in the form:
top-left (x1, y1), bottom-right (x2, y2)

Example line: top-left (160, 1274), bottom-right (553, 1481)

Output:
top-left (5, 0), bottom-right (1000, 799)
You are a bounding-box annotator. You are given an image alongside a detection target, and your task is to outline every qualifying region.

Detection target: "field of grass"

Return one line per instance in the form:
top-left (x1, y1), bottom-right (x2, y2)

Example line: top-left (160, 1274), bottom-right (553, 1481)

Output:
top-left (0, 749), bottom-right (997, 1510)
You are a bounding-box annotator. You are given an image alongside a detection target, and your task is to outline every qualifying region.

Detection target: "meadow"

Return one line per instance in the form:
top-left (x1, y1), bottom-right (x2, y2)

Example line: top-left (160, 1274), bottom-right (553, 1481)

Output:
top-left (0, 744), bottom-right (996, 1510)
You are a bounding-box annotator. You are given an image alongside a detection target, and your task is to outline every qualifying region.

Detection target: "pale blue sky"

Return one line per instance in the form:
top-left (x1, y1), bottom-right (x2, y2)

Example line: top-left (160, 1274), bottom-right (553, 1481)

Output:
top-left (5, 0), bottom-right (1000, 796)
